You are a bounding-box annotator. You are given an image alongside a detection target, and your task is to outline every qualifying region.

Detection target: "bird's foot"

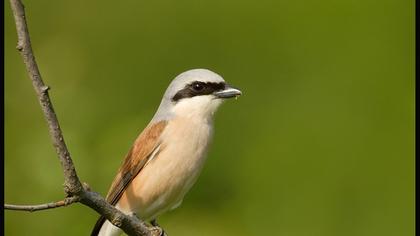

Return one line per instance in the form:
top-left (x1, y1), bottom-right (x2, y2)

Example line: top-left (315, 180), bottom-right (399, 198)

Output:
top-left (150, 219), bottom-right (167, 236)
top-left (150, 225), bottom-right (167, 236)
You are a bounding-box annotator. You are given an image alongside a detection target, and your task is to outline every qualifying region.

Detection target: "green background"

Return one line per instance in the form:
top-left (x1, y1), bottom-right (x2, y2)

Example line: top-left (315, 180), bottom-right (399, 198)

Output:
top-left (4, 0), bottom-right (414, 235)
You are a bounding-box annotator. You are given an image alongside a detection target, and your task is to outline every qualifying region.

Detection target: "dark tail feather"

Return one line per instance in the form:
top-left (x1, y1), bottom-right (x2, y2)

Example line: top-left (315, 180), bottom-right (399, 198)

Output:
top-left (91, 215), bottom-right (106, 236)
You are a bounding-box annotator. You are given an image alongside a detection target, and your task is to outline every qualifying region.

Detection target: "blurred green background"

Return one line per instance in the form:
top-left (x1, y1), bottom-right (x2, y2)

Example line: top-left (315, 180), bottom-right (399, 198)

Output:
top-left (4, 0), bottom-right (414, 235)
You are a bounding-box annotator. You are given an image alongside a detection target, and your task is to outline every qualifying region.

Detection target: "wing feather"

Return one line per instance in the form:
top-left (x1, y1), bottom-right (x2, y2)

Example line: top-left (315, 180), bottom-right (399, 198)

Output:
top-left (91, 120), bottom-right (167, 236)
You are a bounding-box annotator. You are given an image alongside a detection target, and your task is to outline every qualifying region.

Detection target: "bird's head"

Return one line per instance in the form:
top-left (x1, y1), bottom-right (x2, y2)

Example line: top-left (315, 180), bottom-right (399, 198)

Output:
top-left (152, 69), bottom-right (241, 122)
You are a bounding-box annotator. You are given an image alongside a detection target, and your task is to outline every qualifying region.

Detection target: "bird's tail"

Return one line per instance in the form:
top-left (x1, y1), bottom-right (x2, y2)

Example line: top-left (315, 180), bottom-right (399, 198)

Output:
top-left (91, 215), bottom-right (105, 236)
top-left (91, 215), bottom-right (122, 236)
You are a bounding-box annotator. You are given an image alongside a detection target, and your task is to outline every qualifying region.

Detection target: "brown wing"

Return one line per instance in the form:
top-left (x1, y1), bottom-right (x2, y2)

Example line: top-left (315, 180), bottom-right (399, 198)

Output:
top-left (106, 120), bottom-right (167, 205)
top-left (91, 120), bottom-right (167, 236)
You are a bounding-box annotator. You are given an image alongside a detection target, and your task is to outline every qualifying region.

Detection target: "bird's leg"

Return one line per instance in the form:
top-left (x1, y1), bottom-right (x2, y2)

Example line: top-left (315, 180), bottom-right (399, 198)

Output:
top-left (150, 219), bottom-right (167, 236)
top-left (150, 219), bottom-right (159, 227)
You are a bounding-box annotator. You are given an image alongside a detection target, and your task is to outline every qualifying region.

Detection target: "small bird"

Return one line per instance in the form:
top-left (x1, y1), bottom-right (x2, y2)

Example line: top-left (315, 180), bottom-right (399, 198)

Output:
top-left (91, 69), bottom-right (241, 236)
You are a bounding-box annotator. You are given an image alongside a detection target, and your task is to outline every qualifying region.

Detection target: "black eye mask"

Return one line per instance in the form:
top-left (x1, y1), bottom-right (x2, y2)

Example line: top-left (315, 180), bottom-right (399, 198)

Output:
top-left (172, 81), bottom-right (225, 102)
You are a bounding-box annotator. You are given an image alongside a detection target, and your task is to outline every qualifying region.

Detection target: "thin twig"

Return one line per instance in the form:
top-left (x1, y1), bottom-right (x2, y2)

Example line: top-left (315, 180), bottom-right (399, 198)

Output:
top-left (4, 197), bottom-right (80, 212)
top-left (9, 0), bottom-right (83, 195)
top-left (6, 1), bottom-right (161, 235)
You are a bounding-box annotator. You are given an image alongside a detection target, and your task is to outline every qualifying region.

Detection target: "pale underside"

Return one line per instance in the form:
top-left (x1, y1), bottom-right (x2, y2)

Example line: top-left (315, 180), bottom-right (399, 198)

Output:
top-left (117, 115), bottom-right (213, 220)
top-left (98, 95), bottom-right (220, 236)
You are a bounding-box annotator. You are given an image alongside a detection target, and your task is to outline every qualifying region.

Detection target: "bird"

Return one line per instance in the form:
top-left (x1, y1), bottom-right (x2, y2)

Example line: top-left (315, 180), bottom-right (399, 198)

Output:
top-left (91, 69), bottom-right (242, 236)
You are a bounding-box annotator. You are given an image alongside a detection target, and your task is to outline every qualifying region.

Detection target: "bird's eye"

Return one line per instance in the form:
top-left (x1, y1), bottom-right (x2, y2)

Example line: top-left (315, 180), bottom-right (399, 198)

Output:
top-left (191, 82), bottom-right (204, 91)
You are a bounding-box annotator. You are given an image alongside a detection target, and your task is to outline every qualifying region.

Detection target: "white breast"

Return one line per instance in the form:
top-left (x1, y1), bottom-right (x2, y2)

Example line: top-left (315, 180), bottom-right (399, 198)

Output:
top-left (122, 116), bottom-right (214, 220)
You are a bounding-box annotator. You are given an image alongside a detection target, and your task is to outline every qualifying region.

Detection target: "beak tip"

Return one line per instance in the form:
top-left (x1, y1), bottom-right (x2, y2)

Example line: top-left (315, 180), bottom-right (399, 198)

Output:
top-left (214, 86), bottom-right (242, 99)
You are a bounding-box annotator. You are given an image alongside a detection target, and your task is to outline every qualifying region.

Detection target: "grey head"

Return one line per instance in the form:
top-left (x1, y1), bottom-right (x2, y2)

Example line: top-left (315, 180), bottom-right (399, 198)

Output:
top-left (151, 69), bottom-right (241, 122)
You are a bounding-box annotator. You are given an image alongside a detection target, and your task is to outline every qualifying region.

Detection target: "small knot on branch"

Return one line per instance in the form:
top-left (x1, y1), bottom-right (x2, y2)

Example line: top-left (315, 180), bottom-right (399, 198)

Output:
top-left (16, 44), bottom-right (23, 51)
top-left (41, 85), bottom-right (50, 93)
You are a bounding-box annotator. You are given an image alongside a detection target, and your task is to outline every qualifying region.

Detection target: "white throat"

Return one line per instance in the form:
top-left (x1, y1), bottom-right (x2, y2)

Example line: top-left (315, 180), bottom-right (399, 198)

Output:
top-left (171, 95), bottom-right (223, 122)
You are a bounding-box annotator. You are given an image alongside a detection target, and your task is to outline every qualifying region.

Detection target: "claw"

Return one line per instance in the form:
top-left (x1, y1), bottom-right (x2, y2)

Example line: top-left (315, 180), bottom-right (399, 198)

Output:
top-left (150, 225), bottom-right (166, 236)
top-left (150, 219), bottom-right (167, 235)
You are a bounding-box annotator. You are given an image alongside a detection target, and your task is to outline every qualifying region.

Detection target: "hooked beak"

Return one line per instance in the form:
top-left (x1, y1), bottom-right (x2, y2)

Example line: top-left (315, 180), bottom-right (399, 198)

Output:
top-left (214, 84), bottom-right (242, 99)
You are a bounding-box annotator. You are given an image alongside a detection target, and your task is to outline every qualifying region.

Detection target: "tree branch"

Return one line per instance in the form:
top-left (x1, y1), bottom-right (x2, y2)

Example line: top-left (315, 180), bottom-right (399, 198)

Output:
top-left (9, 0), bottom-right (82, 196)
top-left (4, 196), bottom-right (80, 212)
top-left (6, 1), bottom-right (162, 235)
